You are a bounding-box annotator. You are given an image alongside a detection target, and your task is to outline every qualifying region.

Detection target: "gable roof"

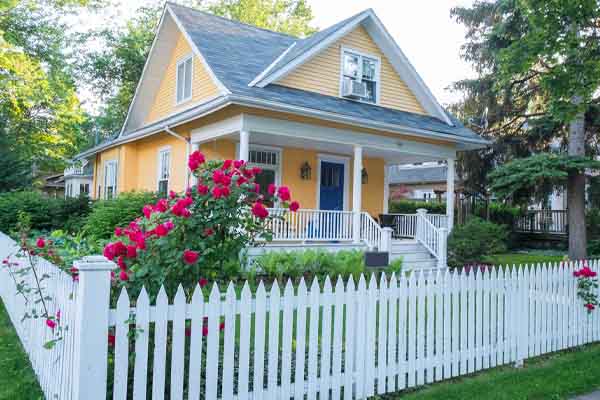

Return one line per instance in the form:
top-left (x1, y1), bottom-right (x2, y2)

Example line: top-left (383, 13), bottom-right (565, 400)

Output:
top-left (114, 3), bottom-right (487, 151)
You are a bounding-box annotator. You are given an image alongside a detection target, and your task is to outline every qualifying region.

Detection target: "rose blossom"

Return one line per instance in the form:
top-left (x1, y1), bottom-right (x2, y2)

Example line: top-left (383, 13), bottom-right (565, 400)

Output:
top-left (289, 200), bottom-right (300, 212)
top-left (36, 238), bottom-right (45, 249)
top-left (183, 249), bottom-right (200, 265)
top-left (277, 186), bottom-right (291, 201)
top-left (252, 202), bottom-right (269, 219)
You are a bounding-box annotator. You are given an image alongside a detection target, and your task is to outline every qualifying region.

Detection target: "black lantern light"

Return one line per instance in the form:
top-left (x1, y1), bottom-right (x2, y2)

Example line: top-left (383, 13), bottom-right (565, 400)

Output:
top-left (361, 168), bottom-right (368, 184)
top-left (300, 161), bottom-right (312, 180)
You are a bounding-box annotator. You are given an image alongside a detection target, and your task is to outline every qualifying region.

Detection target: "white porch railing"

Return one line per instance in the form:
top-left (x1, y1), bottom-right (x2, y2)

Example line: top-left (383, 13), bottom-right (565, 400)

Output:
top-left (360, 212), bottom-right (382, 250)
top-left (266, 208), bottom-right (354, 242)
top-left (385, 213), bottom-right (448, 238)
top-left (415, 210), bottom-right (448, 268)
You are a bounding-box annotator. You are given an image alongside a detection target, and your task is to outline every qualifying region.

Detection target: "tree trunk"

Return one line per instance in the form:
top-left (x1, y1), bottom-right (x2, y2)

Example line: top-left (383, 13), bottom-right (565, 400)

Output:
top-left (567, 105), bottom-right (587, 260)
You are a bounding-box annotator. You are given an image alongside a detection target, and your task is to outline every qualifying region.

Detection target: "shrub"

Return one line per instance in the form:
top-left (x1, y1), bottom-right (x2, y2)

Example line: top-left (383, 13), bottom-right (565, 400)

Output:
top-left (252, 249), bottom-right (366, 281)
top-left (587, 209), bottom-right (600, 239)
top-left (388, 199), bottom-right (446, 215)
top-left (0, 191), bottom-right (91, 234)
top-left (82, 192), bottom-right (158, 240)
top-left (447, 218), bottom-right (508, 268)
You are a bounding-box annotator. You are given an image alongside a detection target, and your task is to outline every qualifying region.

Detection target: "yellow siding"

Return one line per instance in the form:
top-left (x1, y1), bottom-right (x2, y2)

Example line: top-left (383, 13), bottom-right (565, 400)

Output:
top-left (278, 25), bottom-right (427, 115)
top-left (145, 32), bottom-right (220, 124)
top-left (199, 139), bottom-right (236, 162)
top-left (281, 147), bottom-right (319, 210)
top-left (134, 133), bottom-right (189, 193)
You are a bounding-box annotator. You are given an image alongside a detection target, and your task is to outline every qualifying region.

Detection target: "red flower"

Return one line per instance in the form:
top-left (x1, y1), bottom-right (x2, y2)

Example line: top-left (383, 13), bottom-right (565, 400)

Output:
top-left (586, 303), bottom-right (595, 311)
top-left (212, 186), bottom-right (223, 199)
top-left (219, 322), bottom-right (225, 331)
top-left (252, 183), bottom-right (260, 193)
top-left (155, 224), bottom-right (169, 237)
top-left (198, 184), bottom-right (209, 195)
top-left (183, 249), bottom-right (199, 265)
top-left (108, 333), bottom-right (116, 347)
top-left (185, 327), bottom-right (192, 337)
top-left (188, 150), bottom-right (206, 171)
top-left (236, 176), bottom-right (247, 186)
top-left (165, 220), bottom-right (174, 230)
top-left (117, 256), bottom-right (127, 270)
top-left (252, 202), bottom-right (269, 219)
top-left (114, 227), bottom-right (123, 237)
top-left (202, 326), bottom-right (209, 337)
top-left (169, 190), bottom-right (177, 199)
top-left (142, 205), bottom-right (153, 219)
top-left (203, 228), bottom-right (214, 237)
top-left (126, 245), bottom-right (137, 259)
top-left (277, 186), bottom-right (291, 201)
top-left (221, 186), bottom-right (231, 197)
top-left (155, 198), bottom-right (169, 212)
top-left (119, 270), bottom-right (129, 281)
top-left (268, 183), bottom-right (276, 196)
top-left (234, 160), bottom-right (244, 169)
top-left (289, 200), bottom-right (300, 212)
top-left (199, 278), bottom-right (208, 287)
top-left (46, 318), bottom-right (56, 330)
top-left (222, 159), bottom-right (233, 170)
top-left (220, 174), bottom-right (231, 187)
top-left (252, 166), bottom-right (262, 175)
top-left (212, 169), bottom-right (225, 184)
top-left (36, 238), bottom-right (45, 249)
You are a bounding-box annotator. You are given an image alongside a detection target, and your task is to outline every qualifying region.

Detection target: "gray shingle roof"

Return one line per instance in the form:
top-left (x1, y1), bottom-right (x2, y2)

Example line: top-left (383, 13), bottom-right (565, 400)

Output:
top-left (162, 3), bottom-right (484, 144)
top-left (389, 165), bottom-right (457, 185)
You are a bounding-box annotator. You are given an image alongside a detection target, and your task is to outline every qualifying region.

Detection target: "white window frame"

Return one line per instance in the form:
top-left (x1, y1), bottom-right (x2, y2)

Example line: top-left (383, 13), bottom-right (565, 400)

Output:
top-left (236, 143), bottom-right (282, 195)
top-left (175, 54), bottom-right (193, 105)
top-left (339, 46), bottom-right (381, 105)
top-left (157, 146), bottom-right (171, 195)
top-left (103, 160), bottom-right (118, 200)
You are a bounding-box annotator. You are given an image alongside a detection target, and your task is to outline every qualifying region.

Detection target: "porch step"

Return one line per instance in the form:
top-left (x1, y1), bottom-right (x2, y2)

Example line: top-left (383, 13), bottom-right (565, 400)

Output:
top-left (390, 239), bottom-right (438, 270)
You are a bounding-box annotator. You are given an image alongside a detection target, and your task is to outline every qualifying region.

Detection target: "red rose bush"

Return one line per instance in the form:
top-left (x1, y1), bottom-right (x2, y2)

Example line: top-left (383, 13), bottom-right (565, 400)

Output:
top-left (103, 151), bottom-right (299, 296)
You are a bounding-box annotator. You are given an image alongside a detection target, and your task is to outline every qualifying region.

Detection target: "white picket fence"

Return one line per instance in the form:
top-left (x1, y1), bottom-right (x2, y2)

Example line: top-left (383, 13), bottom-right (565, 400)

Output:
top-left (0, 232), bottom-right (80, 400)
top-left (1, 228), bottom-right (600, 400)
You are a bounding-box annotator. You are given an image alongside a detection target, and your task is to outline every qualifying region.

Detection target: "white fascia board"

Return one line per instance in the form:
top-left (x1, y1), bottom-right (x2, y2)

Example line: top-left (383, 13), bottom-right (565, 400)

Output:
top-left (190, 114), bottom-right (244, 143)
top-left (166, 5), bottom-right (230, 95)
top-left (248, 42), bottom-right (297, 87)
top-left (119, 6), bottom-right (169, 137)
top-left (362, 11), bottom-right (453, 126)
top-left (242, 114), bottom-right (457, 159)
top-left (254, 11), bottom-right (371, 88)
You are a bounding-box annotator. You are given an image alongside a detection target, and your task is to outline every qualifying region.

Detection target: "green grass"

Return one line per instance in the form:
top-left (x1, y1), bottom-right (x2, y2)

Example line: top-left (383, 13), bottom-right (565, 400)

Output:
top-left (482, 251), bottom-right (566, 267)
top-left (383, 343), bottom-right (600, 400)
top-left (0, 301), bottom-right (43, 400)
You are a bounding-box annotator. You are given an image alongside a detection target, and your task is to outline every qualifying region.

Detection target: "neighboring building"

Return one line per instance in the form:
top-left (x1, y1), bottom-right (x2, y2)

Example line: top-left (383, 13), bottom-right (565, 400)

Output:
top-left (388, 162), bottom-right (461, 202)
top-left (72, 4), bottom-right (487, 268)
top-left (40, 173), bottom-right (65, 198)
top-left (64, 160), bottom-right (93, 198)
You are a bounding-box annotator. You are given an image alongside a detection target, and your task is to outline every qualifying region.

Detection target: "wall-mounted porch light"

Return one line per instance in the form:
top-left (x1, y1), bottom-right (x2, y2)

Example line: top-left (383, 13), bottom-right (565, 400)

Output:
top-left (300, 161), bottom-right (312, 180)
top-left (361, 168), bottom-right (368, 184)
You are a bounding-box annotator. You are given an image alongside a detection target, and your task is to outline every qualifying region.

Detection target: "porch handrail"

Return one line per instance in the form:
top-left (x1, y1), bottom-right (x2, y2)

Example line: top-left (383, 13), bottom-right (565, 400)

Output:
top-left (383, 213), bottom-right (448, 239)
top-left (415, 209), bottom-right (448, 268)
top-left (360, 212), bottom-right (383, 250)
top-left (514, 209), bottom-right (567, 235)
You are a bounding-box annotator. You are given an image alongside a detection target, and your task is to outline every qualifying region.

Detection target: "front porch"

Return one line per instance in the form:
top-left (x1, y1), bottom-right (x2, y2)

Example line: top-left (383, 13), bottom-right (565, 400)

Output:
top-left (191, 113), bottom-right (457, 268)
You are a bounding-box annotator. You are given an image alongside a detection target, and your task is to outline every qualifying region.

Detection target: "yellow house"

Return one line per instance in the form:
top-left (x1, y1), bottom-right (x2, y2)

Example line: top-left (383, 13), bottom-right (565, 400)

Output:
top-left (76, 3), bottom-right (487, 268)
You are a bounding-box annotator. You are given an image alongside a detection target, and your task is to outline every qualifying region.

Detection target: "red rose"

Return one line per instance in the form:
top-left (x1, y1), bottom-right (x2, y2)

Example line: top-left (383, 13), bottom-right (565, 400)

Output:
top-left (117, 256), bottom-right (127, 270)
top-left (203, 228), bottom-right (214, 237)
top-left (114, 227), bottom-right (123, 236)
top-left (36, 238), bottom-right (45, 249)
top-left (212, 186), bottom-right (223, 199)
top-left (199, 278), bottom-right (208, 287)
top-left (108, 333), bottom-right (116, 347)
top-left (252, 202), bottom-right (269, 219)
top-left (219, 322), bottom-right (225, 331)
top-left (221, 186), bottom-right (231, 197)
top-left (155, 198), bottom-right (169, 212)
top-left (277, 186), bottom-right (291, 201)
top-left (155, 224), bottom-right (168, 237)
top-left (220, 174), bottom-right (231, 186)
top-left (188, 150), bottom-right (206, 171)
top-left (126, 245), bottom-right (137, 259)
top-left (252, 166), bottom-right (262, 175)
top-left (268, 183), bottom-right (276, 196)
top-left (169, 190), bottom-right (177, 199)
top-left (222, 159), bottom-right (233, 170)
top-left (234, 160), bottom-right (244, 169)
top-left (46, 318), bottom-right (56, 330)
top-left (202, 326), bottom-right (209, 337)
top-left (119, 270), bottom-right (129, 281)
top-left (586, 303), bottom-right (595, 311)
top-left (198, 184), bottom-right (209, 195)
top-left (183, 249), bottom-right (199, 265)
top-left (212, 169), bottom-right (225, 184)
top-left (142, 205), bottom-right (153, 219)
top-left (289, 200), bottom-right (300, 212)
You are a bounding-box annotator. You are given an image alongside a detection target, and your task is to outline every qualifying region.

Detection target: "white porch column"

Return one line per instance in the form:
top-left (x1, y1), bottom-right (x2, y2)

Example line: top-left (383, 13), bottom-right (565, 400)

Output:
top-left (352, 145), bottom-right (363, 243)
top-left (239, 129), bottom-right (250, 162)
top-left (446, 158), bottom-right (455, 232)
top-left (383, 164), bottom-right (390, 214)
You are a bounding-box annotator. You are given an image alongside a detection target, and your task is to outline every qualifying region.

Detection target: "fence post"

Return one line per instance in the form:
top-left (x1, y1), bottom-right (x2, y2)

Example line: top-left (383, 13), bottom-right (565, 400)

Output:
top-left (381, 227), bottom-right (393, 256)
top-left (416, 208), bottom-right (428, 241)
top-left (437, 228), bottom-right (448, 269)
top-left (72, 255), bottom-right (114, 400)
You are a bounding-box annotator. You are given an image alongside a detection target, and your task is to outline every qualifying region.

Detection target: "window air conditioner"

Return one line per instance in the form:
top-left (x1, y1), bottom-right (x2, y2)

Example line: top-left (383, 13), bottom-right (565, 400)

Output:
top-left (342, 78), bottom-right (367, 99)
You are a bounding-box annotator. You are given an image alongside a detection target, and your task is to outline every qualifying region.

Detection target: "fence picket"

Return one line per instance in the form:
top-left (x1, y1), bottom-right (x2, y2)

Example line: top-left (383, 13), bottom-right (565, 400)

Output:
top-left (321, 277), bottom-right (333, 399)
top-left (222, 284), bottom-right (236, 400)
top-left (331, 278), bottom-right (344, 400)
top-left (307, 279), bottom-right (320, 400)
top-left (205, 285), bottom-right (220, 400)
top-left (295, 279), bottom-right (307, 400)
top-left (188, 285), bottom-right (204, 400)
top-left (254, 282), bottom-right (267, 399)
top-left (343, 276), bottom-right (355, 400)
top-left (133, 287), bottom-right (150, 400)
top-left (387, 273), bottom-right (398, 392)
top-left (152, 287), bottom-right (168, 400)
top-left (377, 273), bottom-right (388, 394)
top-left (280, 281), bottom-right (294, 400)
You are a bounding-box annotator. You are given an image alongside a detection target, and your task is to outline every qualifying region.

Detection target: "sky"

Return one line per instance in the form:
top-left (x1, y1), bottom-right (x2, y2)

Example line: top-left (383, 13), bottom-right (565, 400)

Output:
top-left (77, 0), bottom-right (477, 111)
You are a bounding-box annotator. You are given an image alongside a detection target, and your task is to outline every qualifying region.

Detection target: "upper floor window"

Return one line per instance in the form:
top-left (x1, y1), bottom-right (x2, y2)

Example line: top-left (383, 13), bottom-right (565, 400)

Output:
top-left (176, 55), bottom-right (193, 104)
top-left (341, 50), bottom-right (379, 104)
top-left (104, 160), bottom-right (118, 200)
top-left (157, 147), bottom-right (171, 196)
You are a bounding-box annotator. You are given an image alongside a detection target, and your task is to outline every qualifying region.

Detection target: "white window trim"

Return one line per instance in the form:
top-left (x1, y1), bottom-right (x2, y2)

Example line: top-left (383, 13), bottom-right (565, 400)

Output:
top-left (316, 153), bottom-right (350, 211)
top-left (156, 146), bottom-right (172, 193)
top-left (235, 143), bottom-right (282, 188)
top-left (339, 46), bottom-right (381, 105)
top-left (103, 160), bottom-right (118, 200)
top-left (175, 54), bottom-right (194, 105)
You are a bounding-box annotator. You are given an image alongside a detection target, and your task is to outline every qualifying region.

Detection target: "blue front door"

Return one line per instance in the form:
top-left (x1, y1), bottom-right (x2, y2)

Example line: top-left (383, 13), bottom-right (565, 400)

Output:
top-left (319, 161), bottom-right (344, 211)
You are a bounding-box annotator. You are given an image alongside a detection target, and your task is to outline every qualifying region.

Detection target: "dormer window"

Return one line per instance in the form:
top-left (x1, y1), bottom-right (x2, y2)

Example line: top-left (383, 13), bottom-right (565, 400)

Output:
top-left (341, 49), bottom-right (379, 104)
top-left (176, 54), bottom-right (193, 104)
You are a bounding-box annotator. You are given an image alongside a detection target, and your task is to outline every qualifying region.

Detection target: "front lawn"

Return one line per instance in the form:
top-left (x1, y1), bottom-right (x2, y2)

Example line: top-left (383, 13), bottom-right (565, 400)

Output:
top-left (482, 251), bottom-right (566, 267)
top-left (384, 343), bottom-right (600, 400)
top-left (0, 301), bottom-right (43, 400)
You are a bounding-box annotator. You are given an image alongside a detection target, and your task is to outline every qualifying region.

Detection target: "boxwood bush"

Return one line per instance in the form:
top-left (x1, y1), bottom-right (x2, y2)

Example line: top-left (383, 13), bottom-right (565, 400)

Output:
top-left (388, 199), bottom-right (446, 214)
top-left (448, 218), bottom-right (508, 268)
top-left (82, 191), bottom-right (158, 240)
top-left (0, 191), bottom-right (90, 234)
